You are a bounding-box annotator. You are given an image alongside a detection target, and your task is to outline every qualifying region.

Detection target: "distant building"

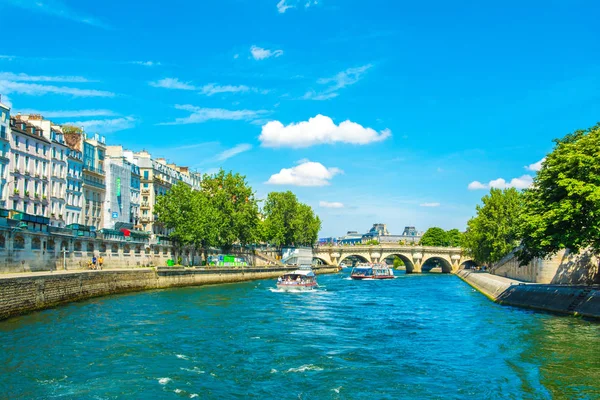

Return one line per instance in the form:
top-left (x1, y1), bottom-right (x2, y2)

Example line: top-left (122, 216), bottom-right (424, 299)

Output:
top-left (339, 231), bottom-right (362, 245)
top-left (358, 223), bottom-right (423, 244)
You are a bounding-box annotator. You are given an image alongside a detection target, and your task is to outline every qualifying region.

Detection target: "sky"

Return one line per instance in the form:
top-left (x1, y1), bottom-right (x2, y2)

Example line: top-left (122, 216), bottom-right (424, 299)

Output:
top-left (1, 0), bottom-right (599, 237)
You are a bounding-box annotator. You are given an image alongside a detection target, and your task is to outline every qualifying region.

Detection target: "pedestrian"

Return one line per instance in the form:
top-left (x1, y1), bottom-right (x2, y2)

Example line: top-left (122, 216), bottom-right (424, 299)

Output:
top-left (92, 256), bottom-right (97, 270)
top-left (98, 256), bottom-right (104, 270)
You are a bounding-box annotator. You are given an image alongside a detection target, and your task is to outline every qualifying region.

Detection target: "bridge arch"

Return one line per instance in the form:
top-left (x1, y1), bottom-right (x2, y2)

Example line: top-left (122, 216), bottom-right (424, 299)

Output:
top-left (459, 259), bottom-right (477, 270)
top-left (382, 253), bottom-right (415, 273)
top-left (339, 254), bottom-right (370, 266)
top-left (312, 256), bottom-right (330, 266)
top-left (421, 256), bottom-right (453, 273)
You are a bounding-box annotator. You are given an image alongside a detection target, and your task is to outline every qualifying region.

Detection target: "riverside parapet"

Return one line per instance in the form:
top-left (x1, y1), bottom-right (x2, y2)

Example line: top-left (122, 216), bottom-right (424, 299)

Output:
top-left (0, 265), bottom-right (339, 321)
top-left (458, 270), bottom-right (600, 319)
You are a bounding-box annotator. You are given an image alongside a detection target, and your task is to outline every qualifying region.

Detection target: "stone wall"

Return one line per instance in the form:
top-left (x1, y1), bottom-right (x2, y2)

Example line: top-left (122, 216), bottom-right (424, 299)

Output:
top-left (457, 270), bottom-right (600, 319)
top-left (0, 266), bottom-right (339, 321)
top-left (491, 248), bottom-right (599, 285)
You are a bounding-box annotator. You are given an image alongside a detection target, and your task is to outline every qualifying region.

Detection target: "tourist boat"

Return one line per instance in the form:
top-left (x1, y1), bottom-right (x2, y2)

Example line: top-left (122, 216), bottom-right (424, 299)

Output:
top-left (350, 263), bottom-right (395, 280)
top-left (276, 266), bottom-right (318, 291)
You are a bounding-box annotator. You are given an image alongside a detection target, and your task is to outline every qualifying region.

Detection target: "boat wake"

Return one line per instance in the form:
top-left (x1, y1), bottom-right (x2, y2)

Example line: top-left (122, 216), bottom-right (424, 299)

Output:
top-left (285, 364), bottom-right (324, 373)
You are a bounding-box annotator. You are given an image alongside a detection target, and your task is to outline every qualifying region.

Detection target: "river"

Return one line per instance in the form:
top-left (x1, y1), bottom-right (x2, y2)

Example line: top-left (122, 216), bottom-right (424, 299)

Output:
top-left (1, 271), bottom-right (599, 399)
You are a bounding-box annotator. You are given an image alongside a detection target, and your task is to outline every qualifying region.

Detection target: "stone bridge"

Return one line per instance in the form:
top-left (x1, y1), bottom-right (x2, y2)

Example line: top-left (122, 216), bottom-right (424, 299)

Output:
top-left (313, 244), bottom-right (474, 273)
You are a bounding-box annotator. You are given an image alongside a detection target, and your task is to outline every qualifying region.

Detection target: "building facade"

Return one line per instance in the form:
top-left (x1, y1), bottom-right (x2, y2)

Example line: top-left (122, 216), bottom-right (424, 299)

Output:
top-left (8, 116), bottom-right (52, 217)
top-left (0, 100), bottom-right (10, 209)
top-left (65, 147), bottom-right (83, 226)
top-left (81, 134), bottom-right (106, 229)
top-left (19, 115), bottom-right (69, 227)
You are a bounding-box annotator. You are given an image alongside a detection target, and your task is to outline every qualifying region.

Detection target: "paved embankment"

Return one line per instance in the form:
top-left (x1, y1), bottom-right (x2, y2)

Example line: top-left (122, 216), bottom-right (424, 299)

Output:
top-left (0, 265), bottom-right (339, 321)
top-left (457, 270), bottom-right (600, 319)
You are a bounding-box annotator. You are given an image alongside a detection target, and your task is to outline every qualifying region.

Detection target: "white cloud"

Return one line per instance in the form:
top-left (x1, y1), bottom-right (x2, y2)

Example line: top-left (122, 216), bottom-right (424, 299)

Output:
top-left (215, 143), bottom-right (252, 161)
top-left (0, 55), bottom-right (15, 61)
top-left (233, 54), bottom-right (240, 59)
top-left (420, 202), bottom-right (441, 207)
top-left (159, 104), bottom-right (268, 125)
top-left (250, 45), bottom-right (283, 60)
top-left (467, 181), bottom-right (487, 190)
top-left (65, 117), bottom-right (136, 134)
top-left (149, 78), bottom-right (196, 90)
top-left (304, 64), bottom-right (372, 100)
top-left (277, 0), bottom-right (294, 13)
top-left (259, 114), bottom-right (391, 148)
top-left (267, 161), bottom-right (342, 187)
top-left (0, 80), bottom-right (114, 97)
top-left (200, 83), bottom-right (250, 96)
top-left (320, 201), bottom-right (344, 208)
top-left (17, 109), bottom-right (116, 118)
top-left (277, 0), bottom-right (317, 13)
top-left (0, 94), bottom-right (12, 108)
top-left (468, 175), bottom-right (534, 190)
top-left (5, 0), bottom-right (111, 29)
top-left (525, 158), bottom-right (545, 172)
top-left (131, 61), bottom-right (161, 67)
top-left (0, 72), bottom-right (92, 82)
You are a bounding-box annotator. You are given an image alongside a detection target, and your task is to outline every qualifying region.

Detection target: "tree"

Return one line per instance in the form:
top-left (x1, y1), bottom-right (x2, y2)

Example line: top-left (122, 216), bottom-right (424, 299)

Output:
top-left (518, 123), bottom-right (600, 265)
top-left (420, 227), bottom-right (448, 246)
top-left (201, 169), bottom-right (260, 250)
top-left (263, 191), bottom-right (321, 247)
top-left (292, 203), bottom-right (321, 246)
top-left (462, 188), bottom-right (523, 265)
top-left (446, 229), bottom-right (464, 247)
top-left (263, 191), bottom-right (299, 247)
top-left (393, 256), bottom-right (405, 268)
top-left (154, 182), bottom-right (218, 251)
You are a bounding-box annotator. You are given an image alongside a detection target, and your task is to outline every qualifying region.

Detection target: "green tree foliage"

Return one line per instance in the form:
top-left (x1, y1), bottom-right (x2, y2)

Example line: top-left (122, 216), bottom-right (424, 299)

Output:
top-left (393, 256), bottom-right (405, 268)
top-left (263, 191), bottom-right (321, 247)
top-left (446, 229), bottom-right (464, 247)
top-left (518, 124), bottom-right (600, 264)
top-left (200, 169), bottom-right (260, 249)
top-left (420, 227), bottom-right (448, 246)
top-left (462, 188), bottom-right (523, 265)
top-left (154, 182), bottom-right (217, 249)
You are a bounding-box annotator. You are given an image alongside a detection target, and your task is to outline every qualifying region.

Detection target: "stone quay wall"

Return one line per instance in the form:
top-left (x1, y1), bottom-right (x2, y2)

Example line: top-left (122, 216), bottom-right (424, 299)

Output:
top-left (0, 265), bottom-right (339, 321)
top-left (491, 248), bottom-right (599, 285)
top-left (458, 270), bottom-right (600, 319)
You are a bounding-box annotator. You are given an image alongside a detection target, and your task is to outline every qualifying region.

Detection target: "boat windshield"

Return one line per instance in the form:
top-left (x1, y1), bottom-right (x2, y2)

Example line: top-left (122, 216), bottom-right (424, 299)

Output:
top-left (351, 267), bottom-right (373, 276)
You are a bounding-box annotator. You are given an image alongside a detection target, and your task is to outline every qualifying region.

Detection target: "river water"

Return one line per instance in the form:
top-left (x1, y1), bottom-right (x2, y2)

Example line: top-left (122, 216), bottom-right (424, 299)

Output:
top-left (1, 271), bottom-right (599, 399)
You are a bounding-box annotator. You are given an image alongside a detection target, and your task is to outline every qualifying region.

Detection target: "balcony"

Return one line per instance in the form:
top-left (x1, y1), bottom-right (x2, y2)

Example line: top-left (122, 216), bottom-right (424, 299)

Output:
top-left (141, 188), bottom-right (150, 195)
top-left (83, 175), bottom-right (106, 189)
top-left (83, 165), bottom-right (105, 175)
top-left (141, 202), bottom-right (150, 209)
top-left (139, 216), bottom-right (151, 223)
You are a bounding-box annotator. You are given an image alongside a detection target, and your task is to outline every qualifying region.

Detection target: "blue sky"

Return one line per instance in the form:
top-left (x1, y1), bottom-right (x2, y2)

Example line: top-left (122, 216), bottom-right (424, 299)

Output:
top-left (1, 0), bottom-right (599, 237)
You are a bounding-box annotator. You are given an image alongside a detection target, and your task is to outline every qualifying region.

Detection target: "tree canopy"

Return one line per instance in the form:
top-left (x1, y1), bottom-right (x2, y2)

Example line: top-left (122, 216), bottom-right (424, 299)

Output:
top-left (263, 191), bottom-right (321, 247)
top-left (462, 188), bottom-right (523, 265)
top-left (419, 227), bottom-right (463, 247)
top-left (517, 123), bottom-right (600, 264)
top-left (155, 175), bottom-right (321, 253)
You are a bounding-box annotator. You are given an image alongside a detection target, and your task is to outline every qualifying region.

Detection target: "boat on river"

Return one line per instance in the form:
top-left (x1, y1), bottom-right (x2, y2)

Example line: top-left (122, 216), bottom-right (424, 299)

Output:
top-left (350, 263), bottom-right (395, 280)
top-left (276, 266), bottom-right (318, 291)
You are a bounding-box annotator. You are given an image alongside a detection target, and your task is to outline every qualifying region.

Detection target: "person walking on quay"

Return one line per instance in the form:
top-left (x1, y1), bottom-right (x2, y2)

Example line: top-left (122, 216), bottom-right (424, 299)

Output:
top-left (98, 256), bottom-right (104, 270)
top-left (91, 256), bottom-right (97, 270)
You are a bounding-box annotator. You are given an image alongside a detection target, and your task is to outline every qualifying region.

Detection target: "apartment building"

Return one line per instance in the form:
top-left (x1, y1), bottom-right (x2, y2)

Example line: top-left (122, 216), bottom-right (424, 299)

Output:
top-left (0, 99), bottom-right (10, 209)
top-left (65, 147), bottom-right (83, 226)
top-left (132, 151), bottom-right (201, 235)
top-left (8, 116), bottom-right (51, 217)
top-left (19, 115), bottom-right (69, 227)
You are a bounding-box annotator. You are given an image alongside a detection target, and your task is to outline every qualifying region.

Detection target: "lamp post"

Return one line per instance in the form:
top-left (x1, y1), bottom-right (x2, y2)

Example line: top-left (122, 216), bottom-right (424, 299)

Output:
top-left (62, 247), bottom-right (68, 271)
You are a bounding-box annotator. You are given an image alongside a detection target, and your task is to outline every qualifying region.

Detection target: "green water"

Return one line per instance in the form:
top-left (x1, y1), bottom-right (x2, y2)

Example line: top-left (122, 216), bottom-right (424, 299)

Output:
top-left (1, 272), bottom-right (598, 399)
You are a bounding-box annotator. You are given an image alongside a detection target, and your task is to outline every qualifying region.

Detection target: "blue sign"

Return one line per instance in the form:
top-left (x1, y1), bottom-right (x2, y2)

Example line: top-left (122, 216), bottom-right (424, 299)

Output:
top-left (112, 212), bottom-right (119, 219)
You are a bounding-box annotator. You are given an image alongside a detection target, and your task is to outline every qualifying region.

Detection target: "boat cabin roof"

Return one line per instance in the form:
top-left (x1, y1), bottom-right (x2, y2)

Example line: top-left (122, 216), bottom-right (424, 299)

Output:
top-left (282, 270), bottom-right (315, 277)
